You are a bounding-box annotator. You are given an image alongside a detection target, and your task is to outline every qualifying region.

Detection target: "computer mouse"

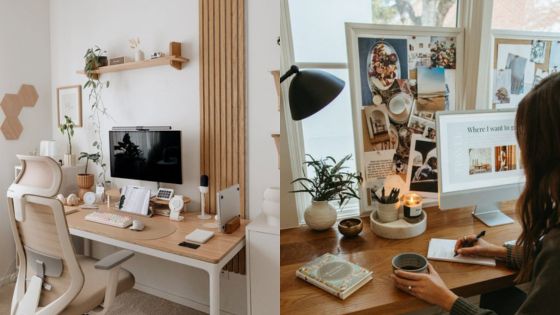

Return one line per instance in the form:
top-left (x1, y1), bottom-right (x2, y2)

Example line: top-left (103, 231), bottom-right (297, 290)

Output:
top-left (130, 220), bottom-right (145, 231)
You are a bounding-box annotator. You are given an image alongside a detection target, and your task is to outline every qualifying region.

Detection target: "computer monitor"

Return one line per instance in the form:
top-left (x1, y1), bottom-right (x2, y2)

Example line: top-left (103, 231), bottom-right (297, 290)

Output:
top-left (436, 109), bottom-right (525, 226)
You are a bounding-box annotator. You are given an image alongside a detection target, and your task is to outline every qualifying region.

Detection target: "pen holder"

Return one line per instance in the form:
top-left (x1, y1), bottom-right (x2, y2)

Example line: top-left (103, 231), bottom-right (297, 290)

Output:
top-left (377, 201), bottom-right (399, 223)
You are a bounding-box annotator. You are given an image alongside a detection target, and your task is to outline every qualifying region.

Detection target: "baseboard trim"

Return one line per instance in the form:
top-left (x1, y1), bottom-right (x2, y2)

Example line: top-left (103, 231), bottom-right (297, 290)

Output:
top-left (0, 272), bottom-right (17, 287)
top-left (133, 282), bottom-right (237, 315)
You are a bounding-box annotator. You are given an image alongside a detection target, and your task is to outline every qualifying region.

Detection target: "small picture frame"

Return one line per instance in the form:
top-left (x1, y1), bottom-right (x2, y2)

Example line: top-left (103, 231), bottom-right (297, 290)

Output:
top-left (57, 85), bottom-right (82, 127)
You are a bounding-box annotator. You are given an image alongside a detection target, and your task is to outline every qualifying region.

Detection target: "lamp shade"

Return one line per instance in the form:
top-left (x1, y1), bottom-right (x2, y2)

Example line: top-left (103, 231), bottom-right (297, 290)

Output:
top-left (286, 68), bottom-right (345, 120)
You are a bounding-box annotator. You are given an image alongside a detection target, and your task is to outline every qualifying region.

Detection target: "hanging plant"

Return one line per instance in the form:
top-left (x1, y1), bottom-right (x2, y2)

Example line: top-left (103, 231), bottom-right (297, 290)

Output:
top-left (83, 46), bottom-right (111, 185)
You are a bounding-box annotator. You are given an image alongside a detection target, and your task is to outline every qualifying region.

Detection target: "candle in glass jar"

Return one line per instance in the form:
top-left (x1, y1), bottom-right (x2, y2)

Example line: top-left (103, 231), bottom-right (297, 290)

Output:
top-left (403, 193), bottom-right (423, 222)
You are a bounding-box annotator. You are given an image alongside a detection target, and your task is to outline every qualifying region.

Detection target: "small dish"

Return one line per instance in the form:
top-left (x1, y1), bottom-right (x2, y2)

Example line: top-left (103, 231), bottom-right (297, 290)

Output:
top-left (338, 218), bottom-right (363, 237)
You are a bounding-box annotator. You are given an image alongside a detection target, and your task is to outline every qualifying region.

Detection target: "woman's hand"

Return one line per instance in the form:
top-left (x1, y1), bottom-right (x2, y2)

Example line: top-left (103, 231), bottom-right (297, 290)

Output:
top-left (454, 234), bottom-right (507, 258)
top-left (391, 263), bottom-right (458, 311)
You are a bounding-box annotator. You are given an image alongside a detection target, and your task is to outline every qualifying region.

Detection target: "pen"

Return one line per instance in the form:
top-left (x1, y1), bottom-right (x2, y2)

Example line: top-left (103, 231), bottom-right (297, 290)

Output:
top-left (454, 230), bottom-right (486, 257)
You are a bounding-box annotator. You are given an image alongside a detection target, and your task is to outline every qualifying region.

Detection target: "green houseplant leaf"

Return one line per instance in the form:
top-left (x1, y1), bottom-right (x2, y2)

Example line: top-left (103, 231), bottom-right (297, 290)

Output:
top-left (290, 154), bottom-right (362, 208)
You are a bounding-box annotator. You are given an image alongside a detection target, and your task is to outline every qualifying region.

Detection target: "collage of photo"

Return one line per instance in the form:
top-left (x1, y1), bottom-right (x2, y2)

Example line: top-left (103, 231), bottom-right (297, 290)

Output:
top-left (468, 144), bottom-right (518, 175)
top-left (493, 37), bottom-right (560, 108)
top-left (356, 34), bottom-right (457, 199)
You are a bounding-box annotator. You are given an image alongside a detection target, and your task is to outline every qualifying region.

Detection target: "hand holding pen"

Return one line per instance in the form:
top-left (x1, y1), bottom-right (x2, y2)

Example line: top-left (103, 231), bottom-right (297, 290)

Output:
top-left (454, 231), bottom-right (486, 257)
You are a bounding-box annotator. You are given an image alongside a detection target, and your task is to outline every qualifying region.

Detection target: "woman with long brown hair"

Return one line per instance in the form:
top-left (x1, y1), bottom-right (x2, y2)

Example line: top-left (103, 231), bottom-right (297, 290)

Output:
top-left (392, 73), bottom-right (560, 314)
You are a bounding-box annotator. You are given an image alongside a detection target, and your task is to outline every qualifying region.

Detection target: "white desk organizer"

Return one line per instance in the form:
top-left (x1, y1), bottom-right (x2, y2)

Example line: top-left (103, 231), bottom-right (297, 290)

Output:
top-left (369, 208), bottom-right (427, 239)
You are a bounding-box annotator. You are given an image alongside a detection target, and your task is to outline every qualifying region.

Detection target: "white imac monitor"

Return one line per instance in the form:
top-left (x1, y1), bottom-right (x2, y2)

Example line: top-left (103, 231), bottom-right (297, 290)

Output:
top-left (436, 109), bottom-right (525, 226)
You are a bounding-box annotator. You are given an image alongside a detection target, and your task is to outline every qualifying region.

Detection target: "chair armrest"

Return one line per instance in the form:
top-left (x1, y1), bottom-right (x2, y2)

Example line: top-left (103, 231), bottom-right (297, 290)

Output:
top-left (94, 250), bottom-right (134, 270)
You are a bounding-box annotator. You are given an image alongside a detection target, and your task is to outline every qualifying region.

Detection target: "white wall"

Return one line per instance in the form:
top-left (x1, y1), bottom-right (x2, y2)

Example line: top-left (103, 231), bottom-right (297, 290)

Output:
top-left (49, 0), bottom-right (279, 314)
top-left (0, 0), bottom-right (51, 283)
top-left (247, 0), bottom-right (281, 219)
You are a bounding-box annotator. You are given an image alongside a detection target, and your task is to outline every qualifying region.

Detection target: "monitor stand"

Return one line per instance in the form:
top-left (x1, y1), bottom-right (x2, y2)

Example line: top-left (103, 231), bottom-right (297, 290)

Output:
top-left (473, 202), bottom-right (514, 226)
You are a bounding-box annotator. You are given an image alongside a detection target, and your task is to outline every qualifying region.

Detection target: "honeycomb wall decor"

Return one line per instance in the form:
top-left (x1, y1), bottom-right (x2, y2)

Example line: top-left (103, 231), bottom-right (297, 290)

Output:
top-left (0, 84), bottom-right (38, 140)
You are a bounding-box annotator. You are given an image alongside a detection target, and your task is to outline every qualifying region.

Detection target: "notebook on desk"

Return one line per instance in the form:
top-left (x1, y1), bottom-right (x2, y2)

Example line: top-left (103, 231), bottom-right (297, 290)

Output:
top-left (427, 238), bottom-right (496, 266)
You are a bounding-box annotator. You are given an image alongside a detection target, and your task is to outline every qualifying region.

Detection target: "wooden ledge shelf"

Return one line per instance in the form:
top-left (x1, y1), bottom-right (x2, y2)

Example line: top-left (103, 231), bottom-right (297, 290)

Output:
top-left (77, 42), bottom-right (189, 78)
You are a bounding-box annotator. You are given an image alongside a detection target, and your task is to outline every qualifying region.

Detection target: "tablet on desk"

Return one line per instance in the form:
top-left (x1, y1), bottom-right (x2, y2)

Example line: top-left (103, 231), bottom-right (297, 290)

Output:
top-left (216, 184), bottom-right (241, 233)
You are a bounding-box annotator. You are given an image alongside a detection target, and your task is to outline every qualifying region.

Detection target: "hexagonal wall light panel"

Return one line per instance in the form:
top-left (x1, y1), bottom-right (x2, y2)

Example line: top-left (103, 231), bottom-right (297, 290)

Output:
top-left (0, 84), bottom-right (38, 140)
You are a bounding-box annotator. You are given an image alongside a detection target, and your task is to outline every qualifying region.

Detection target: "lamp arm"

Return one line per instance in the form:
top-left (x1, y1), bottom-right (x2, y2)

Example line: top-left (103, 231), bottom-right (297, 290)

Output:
top-left (280, 65), bottom-right (300, 83)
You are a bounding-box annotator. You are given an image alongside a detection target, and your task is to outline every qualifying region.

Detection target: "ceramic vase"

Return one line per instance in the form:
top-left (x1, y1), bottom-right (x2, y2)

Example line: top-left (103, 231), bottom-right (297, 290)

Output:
top-left (63, 154), bottom-right (76, 166)
top-left (135, 49), bottom-right (145, 62)
top-left (304, 201), bottom-right (337, 231)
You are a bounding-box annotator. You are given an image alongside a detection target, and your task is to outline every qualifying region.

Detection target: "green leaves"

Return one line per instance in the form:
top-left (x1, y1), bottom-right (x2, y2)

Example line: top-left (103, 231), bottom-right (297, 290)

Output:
top-left (291, 154), bottom-right (362, 207)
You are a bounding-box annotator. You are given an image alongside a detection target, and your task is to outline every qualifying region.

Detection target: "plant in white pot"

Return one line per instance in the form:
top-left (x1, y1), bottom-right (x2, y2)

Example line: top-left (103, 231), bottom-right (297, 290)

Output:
top-left (291, 154), bottom-right (361, 231)
top-left (59, 115), bottom-right (76, 166)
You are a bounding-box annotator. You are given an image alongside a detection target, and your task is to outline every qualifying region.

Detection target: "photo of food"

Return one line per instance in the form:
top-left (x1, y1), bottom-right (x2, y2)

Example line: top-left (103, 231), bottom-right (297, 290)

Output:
top-left (495, 145), bottom-right (517, 172)
top-left (530, 40), bottom-right (546, 64)
top-left (430, 36), bottom-right (456, 69)
top-left (469, 148), bottom-right (492, 175)
top-left (407, 136), bottom-right (438, 195)
top-left (358, 37), bottom-right (408, 106)
top-left (416, 67), bottom-right (446, 111)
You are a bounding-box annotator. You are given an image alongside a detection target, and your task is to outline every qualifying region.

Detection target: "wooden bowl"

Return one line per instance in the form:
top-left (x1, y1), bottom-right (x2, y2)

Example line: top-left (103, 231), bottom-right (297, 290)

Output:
top-left (338, 218), bottom-right (363, 237)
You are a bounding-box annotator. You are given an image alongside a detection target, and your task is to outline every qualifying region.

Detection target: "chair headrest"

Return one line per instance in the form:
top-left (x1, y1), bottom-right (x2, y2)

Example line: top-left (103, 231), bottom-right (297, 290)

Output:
top-left (7, 155), bottom-right (62, 221)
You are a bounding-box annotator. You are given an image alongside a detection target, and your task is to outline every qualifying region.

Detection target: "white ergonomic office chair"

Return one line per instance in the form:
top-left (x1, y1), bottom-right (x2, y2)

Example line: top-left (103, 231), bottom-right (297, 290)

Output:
top-left (7, 155), bottom-right (135, 315)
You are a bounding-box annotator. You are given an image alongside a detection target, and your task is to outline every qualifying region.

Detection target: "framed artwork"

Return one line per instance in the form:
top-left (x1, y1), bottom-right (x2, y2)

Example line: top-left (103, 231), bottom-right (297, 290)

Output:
top-left (345, 23), bottom-right (464, 211)
top-left (490, 30), bottom-right (560, 109)
top-left (57, 85), bottom-right (82, 127)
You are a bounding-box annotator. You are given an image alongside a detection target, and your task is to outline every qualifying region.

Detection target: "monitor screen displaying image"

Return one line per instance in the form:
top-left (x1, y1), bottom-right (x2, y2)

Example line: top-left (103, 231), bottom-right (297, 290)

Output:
top-left (436, 110), bottom-right (526, 213)
top-left (109, 130), bottom-right (182, 184)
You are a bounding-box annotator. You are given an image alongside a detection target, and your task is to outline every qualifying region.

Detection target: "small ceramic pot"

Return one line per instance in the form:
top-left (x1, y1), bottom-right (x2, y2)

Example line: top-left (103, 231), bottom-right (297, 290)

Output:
top-left (338, 218), bottom-right (363, 237)
top-left (77, 174), bottom-right (94, 200)
top-left (304, 201), bottom-right (337, 231)
top-left (377, 201), bottom-right (400, 223)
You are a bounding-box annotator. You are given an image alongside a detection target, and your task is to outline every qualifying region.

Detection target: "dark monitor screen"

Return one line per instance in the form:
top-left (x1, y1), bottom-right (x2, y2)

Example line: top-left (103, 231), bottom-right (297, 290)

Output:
top-left (109, 130), bottom-right (182, 184)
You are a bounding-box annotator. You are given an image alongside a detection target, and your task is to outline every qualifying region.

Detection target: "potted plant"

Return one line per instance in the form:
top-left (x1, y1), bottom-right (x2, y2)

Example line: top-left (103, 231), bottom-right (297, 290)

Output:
top-left (77, 152), bottom-right (100, 199)
top-left (291, 154), bottom-right (362, 231)
top-left (59, 115), bottom-right (76, 166)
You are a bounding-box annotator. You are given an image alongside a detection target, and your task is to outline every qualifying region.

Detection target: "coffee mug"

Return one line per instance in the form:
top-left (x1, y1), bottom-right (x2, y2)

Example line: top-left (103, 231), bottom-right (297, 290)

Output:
top-left (392, 253), bottom-right (428, 273)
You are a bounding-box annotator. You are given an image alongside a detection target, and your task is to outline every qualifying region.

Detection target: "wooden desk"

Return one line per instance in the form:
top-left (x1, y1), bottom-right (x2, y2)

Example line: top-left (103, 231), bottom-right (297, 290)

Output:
top-left (66, 206), bottom-right (248, 315)
top-left (280, 202), bottom-right (522, 315)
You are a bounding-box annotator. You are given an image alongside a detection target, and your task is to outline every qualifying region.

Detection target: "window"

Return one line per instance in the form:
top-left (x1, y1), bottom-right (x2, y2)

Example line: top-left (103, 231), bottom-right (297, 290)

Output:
top-left (285, 0), bottom-right (459, 221)
top-left (493, 0), bottom-right (560, 32)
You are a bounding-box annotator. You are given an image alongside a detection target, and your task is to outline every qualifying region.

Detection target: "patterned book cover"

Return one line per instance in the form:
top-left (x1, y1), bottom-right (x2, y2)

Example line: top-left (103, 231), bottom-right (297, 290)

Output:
top-left (296, 253), bottom-right (373, 299)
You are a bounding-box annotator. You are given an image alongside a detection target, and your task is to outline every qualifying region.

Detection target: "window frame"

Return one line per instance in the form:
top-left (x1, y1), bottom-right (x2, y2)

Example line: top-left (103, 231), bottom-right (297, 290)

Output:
top-left (281, 0), bottom-right (497, 225)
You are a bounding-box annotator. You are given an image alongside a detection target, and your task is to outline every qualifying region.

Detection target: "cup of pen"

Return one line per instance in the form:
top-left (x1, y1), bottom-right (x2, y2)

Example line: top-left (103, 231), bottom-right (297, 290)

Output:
top-left (374, 187), bottom-right (400, 223)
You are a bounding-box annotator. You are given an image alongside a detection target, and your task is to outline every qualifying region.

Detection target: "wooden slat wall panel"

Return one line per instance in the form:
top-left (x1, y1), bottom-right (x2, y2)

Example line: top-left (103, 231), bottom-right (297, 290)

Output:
top-left (200, 0), bottom-right (246, 274)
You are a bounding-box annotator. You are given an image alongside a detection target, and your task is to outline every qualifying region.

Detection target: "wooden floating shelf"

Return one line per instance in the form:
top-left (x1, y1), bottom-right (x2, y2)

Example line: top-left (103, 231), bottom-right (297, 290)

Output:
top-left (77, 42), bottom-right (189, 78)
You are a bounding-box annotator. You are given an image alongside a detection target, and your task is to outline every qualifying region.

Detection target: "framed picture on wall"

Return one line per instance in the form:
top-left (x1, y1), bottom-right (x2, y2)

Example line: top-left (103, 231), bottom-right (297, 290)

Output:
top-left (490, 30), bottom-right (560, 109)
top-left (57, 85), bottom-right (82, 127)
top-left (345, 23), bottom-right (464, 211)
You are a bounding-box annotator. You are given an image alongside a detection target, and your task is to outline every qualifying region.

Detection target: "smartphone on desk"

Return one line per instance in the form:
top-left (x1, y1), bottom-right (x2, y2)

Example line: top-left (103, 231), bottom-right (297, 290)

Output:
top-left (178, 241), bottom-right (200, 249)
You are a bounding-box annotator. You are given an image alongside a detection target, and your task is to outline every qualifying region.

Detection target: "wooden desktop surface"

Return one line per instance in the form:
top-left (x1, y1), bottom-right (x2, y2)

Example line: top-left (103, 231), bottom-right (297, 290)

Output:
top-left (280, 202), bottom-right (522, 315)
top-left (65, 205), bottom-right (248, 264)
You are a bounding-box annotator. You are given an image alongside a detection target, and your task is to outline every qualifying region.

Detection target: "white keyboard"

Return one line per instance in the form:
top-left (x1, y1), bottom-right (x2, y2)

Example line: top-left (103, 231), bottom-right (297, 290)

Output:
top-left (85, 212), bottom-right (133, 228)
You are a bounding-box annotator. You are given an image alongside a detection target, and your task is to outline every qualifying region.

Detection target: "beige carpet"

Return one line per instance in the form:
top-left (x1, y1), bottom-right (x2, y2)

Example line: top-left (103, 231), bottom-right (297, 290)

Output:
top-left (0, 283), bottom-right (206, 315)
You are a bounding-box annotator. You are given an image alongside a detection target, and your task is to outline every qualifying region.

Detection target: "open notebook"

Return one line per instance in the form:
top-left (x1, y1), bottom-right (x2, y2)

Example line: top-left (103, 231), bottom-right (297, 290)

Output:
top-left (427, 238), bottom-right (496, 266)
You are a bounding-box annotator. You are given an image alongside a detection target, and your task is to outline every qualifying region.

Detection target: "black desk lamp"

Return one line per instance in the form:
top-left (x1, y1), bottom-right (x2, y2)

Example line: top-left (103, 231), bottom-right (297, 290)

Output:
top-left (280, 65), bottom-right (345, 121)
